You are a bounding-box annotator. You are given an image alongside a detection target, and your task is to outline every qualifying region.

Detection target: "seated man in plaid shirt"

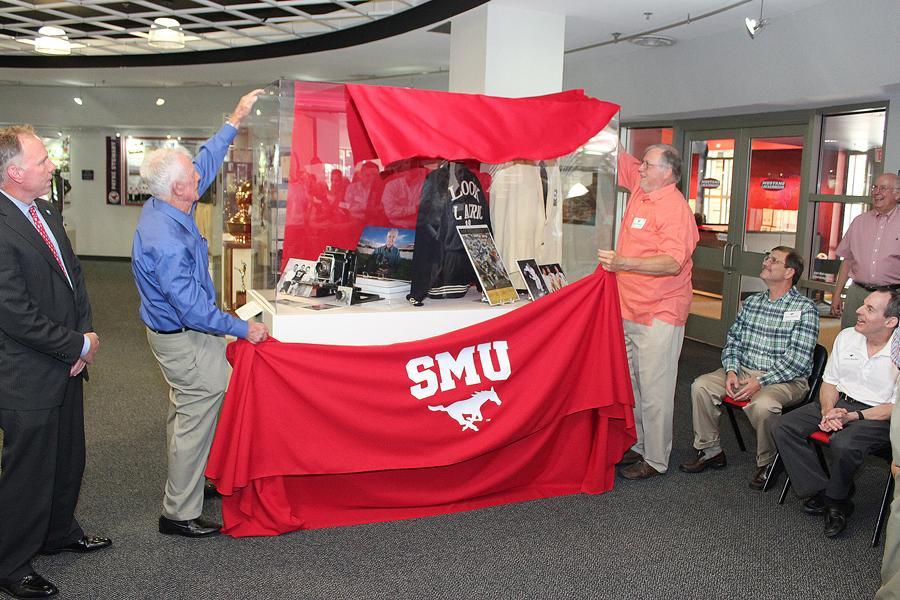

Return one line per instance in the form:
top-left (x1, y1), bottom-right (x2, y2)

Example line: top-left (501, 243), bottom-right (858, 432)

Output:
top-left (680, 246), bottom-right (819, 489)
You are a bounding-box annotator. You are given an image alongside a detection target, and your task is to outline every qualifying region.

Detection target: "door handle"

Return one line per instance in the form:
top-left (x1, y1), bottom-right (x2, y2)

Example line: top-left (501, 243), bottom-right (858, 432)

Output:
top-left (727, 243), bottom-right (736, 270)
top-left (722, 243), bottom-right (730, 270)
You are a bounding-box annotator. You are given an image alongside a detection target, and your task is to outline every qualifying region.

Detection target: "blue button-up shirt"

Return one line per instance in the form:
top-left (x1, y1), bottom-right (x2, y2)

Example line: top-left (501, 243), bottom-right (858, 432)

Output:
top-left (131, 124), bottom-right (249, 339)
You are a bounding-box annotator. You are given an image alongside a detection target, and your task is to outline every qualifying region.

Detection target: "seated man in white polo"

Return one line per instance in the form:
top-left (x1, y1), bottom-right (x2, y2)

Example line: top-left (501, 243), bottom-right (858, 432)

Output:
top-left (679, 247), bottom-right (819, 490)
top-left (773, 288), bottom-right (899, 538)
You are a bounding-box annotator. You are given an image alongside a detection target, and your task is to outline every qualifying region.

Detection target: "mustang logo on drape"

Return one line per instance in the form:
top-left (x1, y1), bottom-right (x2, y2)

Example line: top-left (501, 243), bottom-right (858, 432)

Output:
top-left (206, 268), bottom-right (636, 537)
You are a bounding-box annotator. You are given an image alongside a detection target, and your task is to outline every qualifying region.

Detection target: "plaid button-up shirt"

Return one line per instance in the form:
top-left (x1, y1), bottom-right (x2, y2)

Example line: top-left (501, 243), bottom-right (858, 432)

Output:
top-left (721, 287), bottom-right (819, 386)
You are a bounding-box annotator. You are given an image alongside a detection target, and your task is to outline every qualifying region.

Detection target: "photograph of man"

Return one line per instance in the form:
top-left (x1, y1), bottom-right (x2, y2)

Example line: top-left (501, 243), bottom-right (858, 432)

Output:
top-left (830, 173), bottom-right (900, 329)
top-left (132, 90), bottom-right (269, 539)
top-left (679, 247), bottom-right (819, 489)
top-left (0, 125), bottom-right (109, 599)
top-left (598, 142), bottom-right (699, 480)
top-left (517, 259), bottom-right (548, 300)
top-left (774, 288), bottom-right (899, 538)
top-left (367, 228), bottom-right (401, 278)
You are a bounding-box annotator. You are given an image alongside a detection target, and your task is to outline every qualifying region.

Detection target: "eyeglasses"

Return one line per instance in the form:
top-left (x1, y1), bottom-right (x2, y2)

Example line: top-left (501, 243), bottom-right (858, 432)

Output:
top-left (640, 160), bottom-right (666, 170)
top-left (762, 253), bottom-right (785, 266)
top-left (871, 184), bottom-right (898, 192)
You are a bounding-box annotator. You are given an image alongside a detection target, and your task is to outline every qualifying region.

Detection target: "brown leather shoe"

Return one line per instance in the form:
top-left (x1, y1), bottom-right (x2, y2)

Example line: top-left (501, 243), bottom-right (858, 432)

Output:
top-left (678, 450), bottom-right (727, 473)
top-left (619, 459), bottom-right (662, 480)
top-left (616, 449), bottom-right (643, 466)
top-left (749, 464), bottom-right (774, 490)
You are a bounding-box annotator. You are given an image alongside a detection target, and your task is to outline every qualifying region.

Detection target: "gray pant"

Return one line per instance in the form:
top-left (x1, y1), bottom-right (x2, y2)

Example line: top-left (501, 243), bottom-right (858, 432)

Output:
top-left (691, 367), bottom-right (808, 467)
top-left (877, 380), bottom-right (900, 599)
top-left (623, 318), bottom-right (685, 473)
top-left (773, 398), bottom-right (891, 500)
top-left (146, 329), bottom-right (229, 521)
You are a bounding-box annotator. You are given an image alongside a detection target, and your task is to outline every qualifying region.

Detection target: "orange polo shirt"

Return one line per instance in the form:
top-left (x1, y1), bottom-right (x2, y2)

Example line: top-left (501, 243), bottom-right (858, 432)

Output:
top-left (615, 151), bottom-right (699, 326)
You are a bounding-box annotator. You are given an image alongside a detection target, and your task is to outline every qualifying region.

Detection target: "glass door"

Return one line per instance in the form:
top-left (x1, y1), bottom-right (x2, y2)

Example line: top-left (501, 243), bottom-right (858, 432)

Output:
top-left (685, 125), bottom-right (807, 346)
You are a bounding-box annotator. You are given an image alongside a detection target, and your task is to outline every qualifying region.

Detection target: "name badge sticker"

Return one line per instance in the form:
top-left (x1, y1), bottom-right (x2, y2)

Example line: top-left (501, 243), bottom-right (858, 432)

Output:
top-left (632, 217), bottom-right (647, 229)
top-left (783, 310), bottom-right (801, 322)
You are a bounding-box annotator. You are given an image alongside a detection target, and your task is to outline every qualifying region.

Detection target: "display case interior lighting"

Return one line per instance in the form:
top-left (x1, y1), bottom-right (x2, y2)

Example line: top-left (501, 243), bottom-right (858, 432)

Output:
top-left (73, 96), bottom-right (83, 106)
top-left (35, 26), bottom-right (72, 56)
top-left (148, 18), bottom-right (185, 50)
top-left (745, 0), bottom-right (769, 39)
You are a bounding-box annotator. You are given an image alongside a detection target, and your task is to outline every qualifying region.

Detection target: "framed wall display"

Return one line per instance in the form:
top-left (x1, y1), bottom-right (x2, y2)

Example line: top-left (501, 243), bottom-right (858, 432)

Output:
top-left (516, 259), bottom-right (549, 301)
top-left (539, 263), bottom-right (569, 292)
top-left (123, 137), bottom-right (207, 206)
top-left (457, 225), bottom-right (518, 306)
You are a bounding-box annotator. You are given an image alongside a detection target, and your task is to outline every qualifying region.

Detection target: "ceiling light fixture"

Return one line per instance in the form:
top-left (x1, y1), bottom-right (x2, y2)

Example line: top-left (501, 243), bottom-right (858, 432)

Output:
top-left (148, 18), bottom-right (185, 50)
top-left (156, 97), bottom-right (166, 106)
top-left (73, 96), bottom-right (83, 106)
top-left (745, 0), bottom-right (769, 39)
top-left (630, 35), bottom-right (675, 48)
top-left (35, 26), bottom-right (72, 56)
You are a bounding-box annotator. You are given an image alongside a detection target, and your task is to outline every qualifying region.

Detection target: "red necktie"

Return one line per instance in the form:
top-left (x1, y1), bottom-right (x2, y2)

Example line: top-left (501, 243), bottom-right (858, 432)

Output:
top-left (28, 204), bottom-right (67, 275)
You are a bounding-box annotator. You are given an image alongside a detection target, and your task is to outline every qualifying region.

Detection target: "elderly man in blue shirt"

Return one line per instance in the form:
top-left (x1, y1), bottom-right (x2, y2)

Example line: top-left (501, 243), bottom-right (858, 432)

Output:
top-left (132, 90), bottom-right (269, 538)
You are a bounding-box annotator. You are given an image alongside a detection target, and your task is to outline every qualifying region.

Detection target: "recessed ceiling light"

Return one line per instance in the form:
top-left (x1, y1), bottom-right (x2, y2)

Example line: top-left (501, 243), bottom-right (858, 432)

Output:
top-left (148, 18), bottom-right (185, 50)
top-left (73, 96), bottom-right (83, 106)
top-left (156, 97), bottom-right (166, 106)
top-left (35, 26), bottom-right (72, 56)
top-left (629, 35), bottom-right (675, 48)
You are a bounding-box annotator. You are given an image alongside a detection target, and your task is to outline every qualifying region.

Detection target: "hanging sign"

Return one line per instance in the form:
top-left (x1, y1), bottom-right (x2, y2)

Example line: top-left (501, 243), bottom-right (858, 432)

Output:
top-left (761, 179), bottom-right (786, 191)
top-left (105, 136), bottom-right (123, 205)
top-left (700, 178), bottom-right (720, 189)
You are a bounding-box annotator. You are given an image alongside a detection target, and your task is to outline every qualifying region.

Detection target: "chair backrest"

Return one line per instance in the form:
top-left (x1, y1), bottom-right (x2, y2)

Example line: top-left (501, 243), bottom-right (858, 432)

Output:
top-left (803, 343), bottom-right (829, 405)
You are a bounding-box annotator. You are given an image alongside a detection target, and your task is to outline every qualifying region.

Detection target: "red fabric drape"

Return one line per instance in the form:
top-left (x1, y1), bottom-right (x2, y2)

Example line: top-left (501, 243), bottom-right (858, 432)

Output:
top-left (206, 268), bottom-right (636, 537)
top-left (345, 84), bottom-right (620, 165)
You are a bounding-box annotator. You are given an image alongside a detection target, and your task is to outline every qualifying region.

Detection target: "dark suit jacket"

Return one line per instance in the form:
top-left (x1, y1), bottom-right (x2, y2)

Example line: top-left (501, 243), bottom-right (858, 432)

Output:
top-left (0, 192), bottom-right (93, 410)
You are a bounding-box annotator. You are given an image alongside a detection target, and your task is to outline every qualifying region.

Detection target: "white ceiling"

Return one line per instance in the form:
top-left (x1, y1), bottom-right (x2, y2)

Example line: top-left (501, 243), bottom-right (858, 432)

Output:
top-left (0, 0), bottom-right (835, 88)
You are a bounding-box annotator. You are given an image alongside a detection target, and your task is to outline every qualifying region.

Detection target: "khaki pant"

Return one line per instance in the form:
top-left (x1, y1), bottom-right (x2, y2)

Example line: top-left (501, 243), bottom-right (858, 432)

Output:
top-left (876, 378), bottom-right (900, 600)
top-left (146, 329), bottom-right (230, 521)
top-left (623, 318), bottom-right (685, 473)
top-left (691, 367), bottom-right (808, 467)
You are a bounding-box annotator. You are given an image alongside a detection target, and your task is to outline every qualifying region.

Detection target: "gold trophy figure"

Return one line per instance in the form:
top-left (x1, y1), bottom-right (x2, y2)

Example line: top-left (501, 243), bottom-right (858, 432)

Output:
top-left (227, 179), bottom-right (253, 244)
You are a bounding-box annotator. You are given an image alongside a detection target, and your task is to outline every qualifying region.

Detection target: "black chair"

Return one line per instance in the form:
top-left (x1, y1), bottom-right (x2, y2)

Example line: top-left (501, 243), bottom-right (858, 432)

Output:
top-left (777, 429), bottom-right (895, 547)
top-left (722, 343), bottom-right (828, 492)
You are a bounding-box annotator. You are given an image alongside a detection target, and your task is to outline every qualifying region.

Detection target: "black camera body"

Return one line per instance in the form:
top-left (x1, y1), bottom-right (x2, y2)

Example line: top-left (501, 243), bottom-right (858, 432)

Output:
top-left (315, 246), bottom-right (357, 290)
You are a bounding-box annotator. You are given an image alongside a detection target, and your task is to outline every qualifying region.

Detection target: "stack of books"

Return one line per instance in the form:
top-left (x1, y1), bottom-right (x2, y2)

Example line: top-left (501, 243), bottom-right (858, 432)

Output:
top-left (356, 276), bottom-right (411, 301)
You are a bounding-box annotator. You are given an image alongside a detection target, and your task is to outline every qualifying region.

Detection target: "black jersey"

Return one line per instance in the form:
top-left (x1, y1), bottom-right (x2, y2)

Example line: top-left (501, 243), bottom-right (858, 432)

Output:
top-left (408, 162), bottom-right (491, 304)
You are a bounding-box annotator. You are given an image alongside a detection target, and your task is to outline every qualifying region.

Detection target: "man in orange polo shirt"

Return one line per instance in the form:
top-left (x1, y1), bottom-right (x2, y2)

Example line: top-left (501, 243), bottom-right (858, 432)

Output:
top-left (598, 143), bottom-right (699, 480)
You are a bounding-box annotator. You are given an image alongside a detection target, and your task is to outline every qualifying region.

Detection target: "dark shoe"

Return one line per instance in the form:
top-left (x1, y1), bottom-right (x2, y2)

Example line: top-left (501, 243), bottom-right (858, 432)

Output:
top-left (802, 494), bottom-right (827, 516)
top-left (824, 502), bottom-right (854, 538)
top-left (616, 449), bottom-right (643, 466)
top-left (0, 573), bottom-right (58, 598)
top-left (204, 481), bottom-right (221, 498)
top-left (619, 459), bottom-right (662, 480)
top-left (749, 464), bottom-right (774, 490)
top-left (158, 516), bottom-right (221, 538)
top-left (40, 535), bottom-right (111, 555)
top-left (679, 450), bottom-right (727, 473)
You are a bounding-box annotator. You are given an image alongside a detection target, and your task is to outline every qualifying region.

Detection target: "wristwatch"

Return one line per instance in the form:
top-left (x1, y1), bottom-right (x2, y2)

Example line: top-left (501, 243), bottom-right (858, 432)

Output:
top-left (856, 410), bottom-right (865, 421)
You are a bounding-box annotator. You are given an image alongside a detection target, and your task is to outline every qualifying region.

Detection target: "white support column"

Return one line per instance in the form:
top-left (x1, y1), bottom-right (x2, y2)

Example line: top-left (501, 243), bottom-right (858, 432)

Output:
top-left (449, 4), bottom-right (565, 98)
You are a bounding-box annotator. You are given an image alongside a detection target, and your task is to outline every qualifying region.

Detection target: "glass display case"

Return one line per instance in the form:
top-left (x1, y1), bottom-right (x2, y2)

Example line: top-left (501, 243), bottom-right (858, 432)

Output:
top-left (242, 80), bottom-right (618, 342)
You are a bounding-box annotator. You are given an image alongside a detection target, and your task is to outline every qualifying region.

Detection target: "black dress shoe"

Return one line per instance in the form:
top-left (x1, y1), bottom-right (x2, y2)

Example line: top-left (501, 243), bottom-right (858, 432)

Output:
top-left (824, 502), bottom-right (854, 538)
top-left (616, 449), bottom-right (643, 466)
top-left (41, 535), bottom-right (112, 555)
top-left (679, 450), bottom-right (727, 473)
top-left (749, 464), bottom-right (774, 490)
top-left (802, 494), bottom-right (827, 516)
top-left (0, 573), bottom-right (58, 598)
top-left (204, 481), bottom-right (221, 498)
top-left (159, 516), bottom-right (221, 538)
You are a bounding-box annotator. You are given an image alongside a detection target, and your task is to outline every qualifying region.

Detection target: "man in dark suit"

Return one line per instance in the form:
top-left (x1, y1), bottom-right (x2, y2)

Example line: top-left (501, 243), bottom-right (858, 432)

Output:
top-left (0, 126), bottom-right (110, 599)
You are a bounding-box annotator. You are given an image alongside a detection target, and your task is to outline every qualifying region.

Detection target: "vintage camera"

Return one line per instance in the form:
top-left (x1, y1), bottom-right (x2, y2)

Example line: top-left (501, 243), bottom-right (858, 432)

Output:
top-left (315, 246), bottom-right (357, 289)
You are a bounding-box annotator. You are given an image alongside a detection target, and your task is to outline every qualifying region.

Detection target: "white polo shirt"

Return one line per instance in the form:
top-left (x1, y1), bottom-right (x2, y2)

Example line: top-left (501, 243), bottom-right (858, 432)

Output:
top-left (823, 327), bottom-right (899, 406)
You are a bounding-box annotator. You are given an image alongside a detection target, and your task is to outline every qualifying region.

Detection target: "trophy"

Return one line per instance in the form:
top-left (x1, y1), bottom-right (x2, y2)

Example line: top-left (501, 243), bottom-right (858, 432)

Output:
top-left (226, 179), bottom-right (252, 244)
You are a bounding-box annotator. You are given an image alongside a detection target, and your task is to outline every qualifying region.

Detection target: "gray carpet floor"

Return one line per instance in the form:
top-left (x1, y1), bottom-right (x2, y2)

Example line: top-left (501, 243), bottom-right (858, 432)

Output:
top-left (5, 260), bottom-right (891, 599)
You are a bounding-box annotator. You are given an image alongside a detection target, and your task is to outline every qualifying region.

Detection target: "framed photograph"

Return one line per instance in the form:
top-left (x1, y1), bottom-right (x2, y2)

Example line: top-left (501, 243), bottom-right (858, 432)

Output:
top-left (516, 259), bottom-right (549, 301)
top-left (457, 225), bottom-right (518, 306)
top-left (276, 258), bottom-right (317, 298)
top-left (539, 263), bottom-right (569, 293)
top-left (354, 225), bottom-right (416, 281)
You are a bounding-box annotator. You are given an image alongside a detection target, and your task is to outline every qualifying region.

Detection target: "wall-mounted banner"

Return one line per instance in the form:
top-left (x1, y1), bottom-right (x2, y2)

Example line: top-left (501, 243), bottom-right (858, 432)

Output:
top-left (105, 136), bottom-right (123, 205)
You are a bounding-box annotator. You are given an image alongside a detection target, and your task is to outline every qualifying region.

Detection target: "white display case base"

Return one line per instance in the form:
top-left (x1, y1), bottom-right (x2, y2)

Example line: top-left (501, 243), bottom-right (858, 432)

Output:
top-left (249, 287), bottom-right (522, 346)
